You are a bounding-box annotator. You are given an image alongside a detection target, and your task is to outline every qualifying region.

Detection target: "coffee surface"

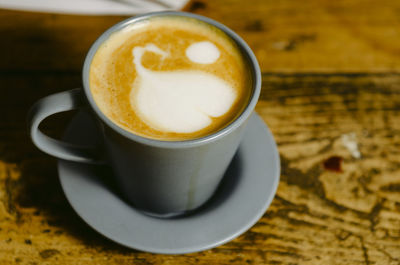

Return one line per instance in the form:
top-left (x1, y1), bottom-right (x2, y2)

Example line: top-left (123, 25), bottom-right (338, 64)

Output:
top-left (90, 16), bottom-right (252, 140)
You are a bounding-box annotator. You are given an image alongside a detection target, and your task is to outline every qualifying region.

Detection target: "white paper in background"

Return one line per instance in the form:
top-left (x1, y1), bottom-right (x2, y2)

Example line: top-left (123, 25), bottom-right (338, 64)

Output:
top-left (0, 0), bottom-right (189, 15)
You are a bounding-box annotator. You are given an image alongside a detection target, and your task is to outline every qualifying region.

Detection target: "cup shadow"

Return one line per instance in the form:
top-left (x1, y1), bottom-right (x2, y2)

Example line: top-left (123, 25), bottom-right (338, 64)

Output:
top-left (178, 149), bottom-right (244, 218)
top-left (93, 147), bottom-right (244, 220)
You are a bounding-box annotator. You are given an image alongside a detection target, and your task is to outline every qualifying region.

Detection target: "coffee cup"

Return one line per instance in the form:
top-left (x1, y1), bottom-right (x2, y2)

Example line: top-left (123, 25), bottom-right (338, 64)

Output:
top-left (28, 11), bottom-right (261, 217)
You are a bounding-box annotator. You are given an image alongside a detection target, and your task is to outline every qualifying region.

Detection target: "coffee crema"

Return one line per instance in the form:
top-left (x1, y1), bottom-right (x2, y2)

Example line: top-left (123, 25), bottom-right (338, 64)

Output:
top-left (90, 16), bottom-right (252, 141)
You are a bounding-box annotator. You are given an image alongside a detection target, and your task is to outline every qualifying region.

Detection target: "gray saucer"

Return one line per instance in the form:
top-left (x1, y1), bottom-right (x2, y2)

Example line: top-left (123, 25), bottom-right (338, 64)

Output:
top-left (58, 111), bottom-right (280, 254)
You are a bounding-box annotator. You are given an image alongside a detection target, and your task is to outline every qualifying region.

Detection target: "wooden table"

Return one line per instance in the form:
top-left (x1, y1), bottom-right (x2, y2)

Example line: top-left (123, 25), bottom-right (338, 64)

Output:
top-left (1, 0), bottom-right (400, 264)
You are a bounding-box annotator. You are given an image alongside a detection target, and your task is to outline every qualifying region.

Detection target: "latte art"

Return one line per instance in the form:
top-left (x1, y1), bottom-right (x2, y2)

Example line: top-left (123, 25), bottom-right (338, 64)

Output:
top-left (130, 43), bottom-right (236, 133)
top-left (90, 16), bottom-right (252, 140)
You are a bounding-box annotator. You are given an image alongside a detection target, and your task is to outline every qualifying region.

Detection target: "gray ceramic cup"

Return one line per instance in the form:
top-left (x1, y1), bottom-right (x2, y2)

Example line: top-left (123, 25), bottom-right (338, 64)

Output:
top-left (28, 11), bottom-right (261, 217)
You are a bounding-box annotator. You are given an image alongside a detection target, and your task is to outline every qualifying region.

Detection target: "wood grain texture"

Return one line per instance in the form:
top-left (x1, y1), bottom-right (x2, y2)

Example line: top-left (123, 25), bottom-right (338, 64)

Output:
top-left (1, 0), bottom-right (400, 264)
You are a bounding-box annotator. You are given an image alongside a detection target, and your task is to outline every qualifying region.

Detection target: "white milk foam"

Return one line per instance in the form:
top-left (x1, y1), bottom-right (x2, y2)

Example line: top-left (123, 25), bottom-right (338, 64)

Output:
top-left (130, 43), bottom-right (237, 133)
top-left (185, 41), bottom-right (220, 64)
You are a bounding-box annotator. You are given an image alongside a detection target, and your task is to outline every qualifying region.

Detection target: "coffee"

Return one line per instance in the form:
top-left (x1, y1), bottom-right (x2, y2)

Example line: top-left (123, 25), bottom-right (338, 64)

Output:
top-left (90, 16), bottom-right (252, 141)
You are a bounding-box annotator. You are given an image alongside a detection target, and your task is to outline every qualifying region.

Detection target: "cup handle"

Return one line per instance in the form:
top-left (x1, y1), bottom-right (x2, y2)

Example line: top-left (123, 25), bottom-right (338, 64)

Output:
top-left (28, 88), bottom-right (105, 164)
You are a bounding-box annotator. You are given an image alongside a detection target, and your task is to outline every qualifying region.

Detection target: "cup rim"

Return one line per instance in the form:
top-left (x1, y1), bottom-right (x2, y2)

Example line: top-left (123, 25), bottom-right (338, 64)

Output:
top-left (82, 11), bottom-right (261, 148)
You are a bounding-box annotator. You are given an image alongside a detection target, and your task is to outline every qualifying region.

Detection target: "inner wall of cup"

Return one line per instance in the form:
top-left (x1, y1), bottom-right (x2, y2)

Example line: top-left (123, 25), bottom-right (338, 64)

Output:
top-left (82, 11), bottom-right (261, 146)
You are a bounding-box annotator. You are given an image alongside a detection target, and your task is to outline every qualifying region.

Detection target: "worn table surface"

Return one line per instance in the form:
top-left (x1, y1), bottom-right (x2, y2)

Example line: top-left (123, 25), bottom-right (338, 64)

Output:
top-left (1, 0), bottom-right (400, 264)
